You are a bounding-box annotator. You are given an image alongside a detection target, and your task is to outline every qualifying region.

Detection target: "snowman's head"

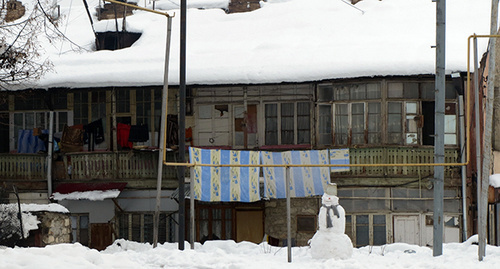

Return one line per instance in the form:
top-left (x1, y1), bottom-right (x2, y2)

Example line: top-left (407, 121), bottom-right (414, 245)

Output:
top-left (322, 193), bottom-right (339, 206)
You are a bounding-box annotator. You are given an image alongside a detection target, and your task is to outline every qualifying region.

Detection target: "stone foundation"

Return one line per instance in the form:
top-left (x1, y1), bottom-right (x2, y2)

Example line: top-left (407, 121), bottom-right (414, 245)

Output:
top-left (264, 197), bottom-right (320, 246)
top-left (32, 211), bottom-right (71, 246)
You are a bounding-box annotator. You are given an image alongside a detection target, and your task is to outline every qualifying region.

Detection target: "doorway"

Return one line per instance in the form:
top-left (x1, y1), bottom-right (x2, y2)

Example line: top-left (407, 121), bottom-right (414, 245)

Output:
top-left (393, 215), bottom-right (420, 245)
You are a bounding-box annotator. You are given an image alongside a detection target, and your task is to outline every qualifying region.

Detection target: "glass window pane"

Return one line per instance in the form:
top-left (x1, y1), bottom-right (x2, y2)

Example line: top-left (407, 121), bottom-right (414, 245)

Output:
top-left (265, 104), bottom-right (278, 145)
top-left (356, 215), bottom-right (369, 246)
top-left (421, 82), bottom-right (435, 99)
top-left (132, 214), bottom-right (141, 242)
top-left (319, 105), bottom-right (332, 145)
top-left (350, 84), bottom-right (366, 100)
top-left (144, 214), bottom-right (154, 243)
top-left (445, 115), bottom-right (456, 133)
top-left (297, 102), bottom-right (310, 144)
top-left (373, 225), bottom-right (386, 245)
top-left (318, 85), bottom-right (333, 101)
top-left (445, 134), bottom-right (457, 145)
top-left (373, 215), bottom-right (386, 224)
top-left (406, 102), bottom-right (417, 114)
top-left (366, 84), bottom-right (381, 99)
top-left (334, 86), bottom-right (349, 101)
top-left (445, 83), bottom-right (456, 99)
top-left (403, 83), bottom-right (419, 98)
top-left (388, 83), bottom-right (403, 98)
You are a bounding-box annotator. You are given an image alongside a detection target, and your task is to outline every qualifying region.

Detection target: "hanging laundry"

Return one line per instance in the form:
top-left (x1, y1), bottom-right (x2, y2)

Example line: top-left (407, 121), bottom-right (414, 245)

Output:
top-left (60, 125), bottom-right (84, 153)
top-left (117, 123), bottom-right (133, 148)
top-left (83, 118), bottom-right (105, 145)
top-left (189, 147), bottom-right (261, 203)
top-left (261, 150), bottom-right (330, 199)
top-left (17, 129), bottom-right (48, 153)
top-left (128, 124), bottom-right (149, 142)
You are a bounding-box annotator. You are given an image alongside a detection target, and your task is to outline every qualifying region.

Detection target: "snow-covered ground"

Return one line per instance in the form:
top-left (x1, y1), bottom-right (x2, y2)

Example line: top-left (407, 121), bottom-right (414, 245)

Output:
top-left (0, 237), bottom-right (499, 269)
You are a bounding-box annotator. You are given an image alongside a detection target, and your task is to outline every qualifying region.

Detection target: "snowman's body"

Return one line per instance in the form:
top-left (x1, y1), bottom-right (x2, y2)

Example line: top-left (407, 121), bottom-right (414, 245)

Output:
top-left (310, 191), bottom-right (353, 260)
top-left (318, 193), bottom-right (346, 234)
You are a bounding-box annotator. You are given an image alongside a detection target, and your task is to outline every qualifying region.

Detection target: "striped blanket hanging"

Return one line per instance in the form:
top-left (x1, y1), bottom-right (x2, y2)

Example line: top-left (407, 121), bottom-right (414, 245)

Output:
top-left (261, 150), bottom-right (330, 199)
top-left (189, 147), bottom-right (260, 202)
top-left (329, 148), bottom-right (350, 173)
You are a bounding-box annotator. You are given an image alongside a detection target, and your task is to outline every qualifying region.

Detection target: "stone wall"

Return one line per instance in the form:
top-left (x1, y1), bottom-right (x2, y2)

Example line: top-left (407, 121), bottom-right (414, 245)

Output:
top-left (264, 197), bottom-right (320, 246)
top-left (32, 211), bottom-right (71, 246)
top-left (4, 0), bottom-right (25, 22)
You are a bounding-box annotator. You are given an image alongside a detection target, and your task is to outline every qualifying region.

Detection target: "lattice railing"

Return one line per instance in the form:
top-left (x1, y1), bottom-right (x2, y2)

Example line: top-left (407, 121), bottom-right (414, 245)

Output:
top-left (0, 154), bottom-right (47, 180)
top-left (342, 147), bottom-right (460, 177)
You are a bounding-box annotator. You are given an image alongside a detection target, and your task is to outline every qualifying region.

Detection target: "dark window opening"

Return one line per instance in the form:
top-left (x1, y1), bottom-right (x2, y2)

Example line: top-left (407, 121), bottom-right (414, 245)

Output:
top-left (422, 101), bottom-right (435, 146)
top-left (96, 32), bottom-right (142, 51)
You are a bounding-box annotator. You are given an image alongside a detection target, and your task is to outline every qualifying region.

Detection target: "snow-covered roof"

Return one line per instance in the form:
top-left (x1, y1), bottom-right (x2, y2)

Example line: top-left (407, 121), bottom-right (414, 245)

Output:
top-left (16, 0), bottom-right (497, 89)
top-left (51, 189), bottom-right (122, 201)
top-left (1, 203), bottom-right (69, 213)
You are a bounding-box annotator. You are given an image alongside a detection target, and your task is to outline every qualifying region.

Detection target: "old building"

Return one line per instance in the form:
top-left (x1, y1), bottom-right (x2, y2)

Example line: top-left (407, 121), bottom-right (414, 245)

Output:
top-left (0, 0), bottom-right (494, 249)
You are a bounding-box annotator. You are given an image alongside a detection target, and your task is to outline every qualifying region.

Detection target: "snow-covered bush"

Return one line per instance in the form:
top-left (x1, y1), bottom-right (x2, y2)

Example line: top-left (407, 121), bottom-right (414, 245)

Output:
top-left (0, 204), bottom-right (23, 247)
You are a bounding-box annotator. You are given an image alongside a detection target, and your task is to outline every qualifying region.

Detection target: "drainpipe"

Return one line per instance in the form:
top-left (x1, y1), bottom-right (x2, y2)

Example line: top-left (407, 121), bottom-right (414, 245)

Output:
top-left (458, 96), bottom-right (467, 241)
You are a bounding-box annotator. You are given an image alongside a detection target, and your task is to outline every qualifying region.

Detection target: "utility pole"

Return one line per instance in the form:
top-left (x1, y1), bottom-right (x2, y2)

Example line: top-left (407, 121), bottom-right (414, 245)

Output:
top-left (178, 0), bottom-right (187, 251)
top-left (433, 0), bottom-right (445, 257)
top-left (479, 0), bottom-right (498, 261)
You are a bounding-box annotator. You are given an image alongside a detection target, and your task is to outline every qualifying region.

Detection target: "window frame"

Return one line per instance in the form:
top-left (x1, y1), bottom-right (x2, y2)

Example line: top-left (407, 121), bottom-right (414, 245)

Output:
top-left (264, 101), bottom-right (311, 146)
top-left (345, 213), bottom-right (389, 247)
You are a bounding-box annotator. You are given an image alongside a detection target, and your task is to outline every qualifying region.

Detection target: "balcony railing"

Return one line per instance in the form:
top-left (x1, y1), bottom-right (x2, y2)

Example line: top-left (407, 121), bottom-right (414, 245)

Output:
top-left (0, 153), bottom-right (47, 180)
top-left (341, 147), bottom-right (460, 177)
top-left (0, 147), bottom-right (461, 181)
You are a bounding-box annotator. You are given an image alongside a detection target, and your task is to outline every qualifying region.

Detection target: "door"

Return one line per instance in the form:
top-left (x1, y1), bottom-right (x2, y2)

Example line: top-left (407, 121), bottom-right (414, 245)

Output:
top-left (393, 215), bottom-right (420, 245)
top-left (236, 210), bottom-right (263, 244)
top-left (90, 223), bottom-right (113, 251)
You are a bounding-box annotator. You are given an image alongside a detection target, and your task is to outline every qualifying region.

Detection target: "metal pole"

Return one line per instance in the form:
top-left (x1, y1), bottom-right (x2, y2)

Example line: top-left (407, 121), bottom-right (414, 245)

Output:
top-left (190, 167), bottom-right (195, 249)
top-left (433, 0), bottom-right (445, 257)
top-left (286, 166), bottom-right (292, 263)
top-left (458, 96), bottom-right (468, 241)
top-left (480, 0), bottom-right (498, 260)
top-left (47, 111), bottom-right (54, 197)
top-left (178, 0), bottom-right (187, 251)
top-left (153, 16), bottom-right (172, 248)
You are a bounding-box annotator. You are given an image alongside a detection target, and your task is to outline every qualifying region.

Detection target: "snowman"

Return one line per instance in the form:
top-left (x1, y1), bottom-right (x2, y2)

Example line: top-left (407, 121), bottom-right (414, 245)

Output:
top-left (309, 183), bottom-right (353, 260)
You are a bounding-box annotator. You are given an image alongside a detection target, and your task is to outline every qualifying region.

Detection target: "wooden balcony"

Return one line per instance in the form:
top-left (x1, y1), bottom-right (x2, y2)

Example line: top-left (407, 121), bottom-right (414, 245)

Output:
top-left (333, 147), bottom-right (461, 187)
top-left (0, 147), bottom-right (462, 191)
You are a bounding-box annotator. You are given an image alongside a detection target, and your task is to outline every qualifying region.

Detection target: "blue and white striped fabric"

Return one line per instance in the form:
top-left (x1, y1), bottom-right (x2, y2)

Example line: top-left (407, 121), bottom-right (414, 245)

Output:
top-left (189, 147), bottom-right (260, 202)
top-left (261, 150), bottom-right (330, 199)
top-left (329, 149), bottom-right (350, 172)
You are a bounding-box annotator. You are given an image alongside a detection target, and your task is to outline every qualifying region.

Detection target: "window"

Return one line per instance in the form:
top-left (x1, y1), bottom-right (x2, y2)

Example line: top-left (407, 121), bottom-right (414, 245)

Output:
top-left (318, 83), bottom-right (381, 146)
top-left (116, 89), bottom-right (130, 113)
top-left (73, 91), bottom-right (89, 125)
top-left (91, 90), bottom-right (107, 122)
top-left (12, 111), bottom-right (71, 150)
top-left (265, 102), bottom-right (311, 145)
top-left (297, 215), bottom-right (316, 232)
top-left (70, 214), bottom-right (89, 246)
top-left (345, 214), bottom-right (387, 247)
top-left (387, 102), bottom-right (402, 144)
top-left (197, 206), bottom-right (233, 242)
top-left (333, 102), bottom-right (381, 146)
top-left (118, 212), bottom-right (176, 244)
